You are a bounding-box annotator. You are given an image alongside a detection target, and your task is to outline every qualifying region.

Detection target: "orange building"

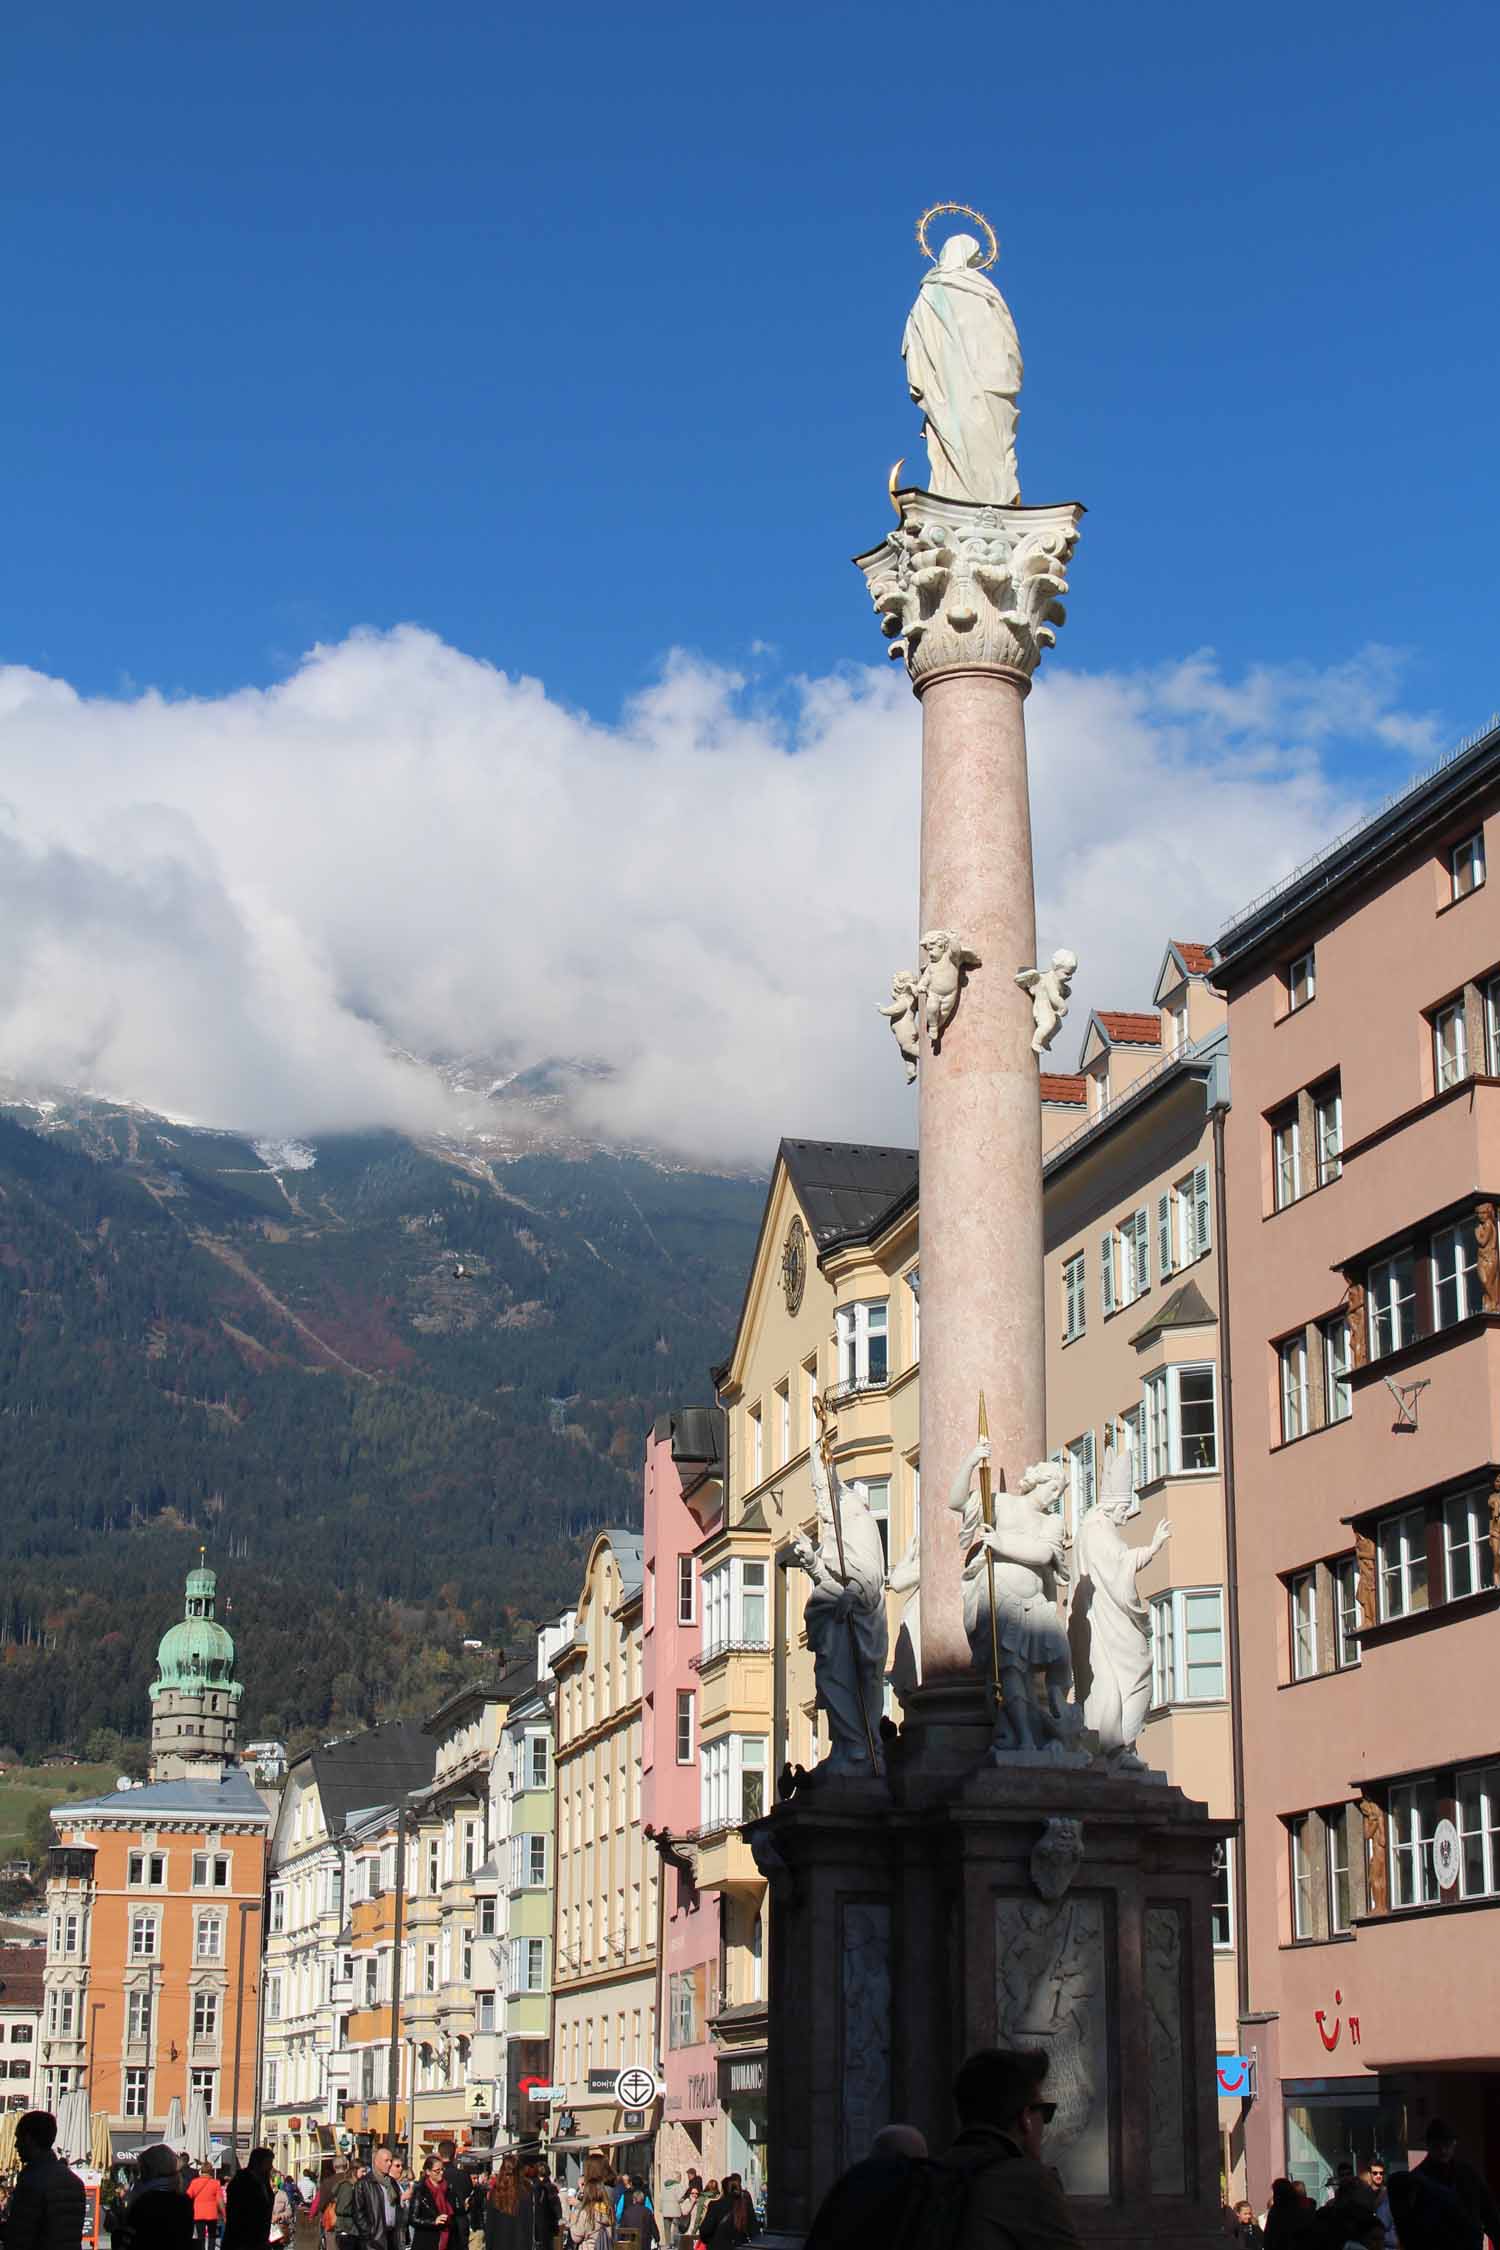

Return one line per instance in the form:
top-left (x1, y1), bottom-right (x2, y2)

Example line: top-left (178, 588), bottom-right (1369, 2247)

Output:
top-left (42, 1566), bottom-right (272, 2156)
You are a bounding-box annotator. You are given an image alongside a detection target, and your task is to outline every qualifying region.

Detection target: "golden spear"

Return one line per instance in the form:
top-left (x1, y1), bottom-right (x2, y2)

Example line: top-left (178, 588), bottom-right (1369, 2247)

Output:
top-left (976, 1391), bottom-right (1003, 1707)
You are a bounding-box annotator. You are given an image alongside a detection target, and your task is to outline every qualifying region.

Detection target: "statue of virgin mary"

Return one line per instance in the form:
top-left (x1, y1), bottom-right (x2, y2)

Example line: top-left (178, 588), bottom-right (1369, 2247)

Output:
top-left (901, 231), bottom-right (1023, 504)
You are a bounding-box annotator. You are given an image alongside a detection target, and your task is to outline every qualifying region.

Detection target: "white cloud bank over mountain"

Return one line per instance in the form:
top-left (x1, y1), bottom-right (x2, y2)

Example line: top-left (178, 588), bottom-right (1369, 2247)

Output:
top-left (0, 630), bottom-right (1442, 1163)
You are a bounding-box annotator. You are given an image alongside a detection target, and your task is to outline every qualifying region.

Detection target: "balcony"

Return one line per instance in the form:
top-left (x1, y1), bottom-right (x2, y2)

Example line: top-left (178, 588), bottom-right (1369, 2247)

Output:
top-left (690, 1636), bottom-right (771, 1673)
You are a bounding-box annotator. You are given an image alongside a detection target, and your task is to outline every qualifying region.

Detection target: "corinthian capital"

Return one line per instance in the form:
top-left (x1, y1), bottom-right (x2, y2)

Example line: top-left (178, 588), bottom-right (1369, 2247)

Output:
top-left (854, 489), bottom-right (1084, 689)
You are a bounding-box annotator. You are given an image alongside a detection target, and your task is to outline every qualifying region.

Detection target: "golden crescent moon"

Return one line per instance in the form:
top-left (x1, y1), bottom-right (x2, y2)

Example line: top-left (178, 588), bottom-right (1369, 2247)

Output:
top-left (916, 201), bottom-right (999, 271)
top-left (888, 458), bottom-right (904, 517)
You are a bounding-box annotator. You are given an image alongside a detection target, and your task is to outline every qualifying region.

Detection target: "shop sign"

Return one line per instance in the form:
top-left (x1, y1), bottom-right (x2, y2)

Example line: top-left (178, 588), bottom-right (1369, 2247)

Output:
top-left (587, 2069), bottom-right (618, 2095)
top-left (1215, 2057), bottom-right (1255, 2100)
top-left (621, 2110), bottom-right (646, 2132)
top-left (717, 2052), bottom-right (767, 2102)
top-left (614, 2066), bottom-right (658, 2110)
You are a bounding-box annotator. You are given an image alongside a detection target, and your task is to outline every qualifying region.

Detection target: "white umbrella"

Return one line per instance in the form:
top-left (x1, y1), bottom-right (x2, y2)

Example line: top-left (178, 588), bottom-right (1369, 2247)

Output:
top-left (185, 2089), bottom-right (212, 2167)
top-left (57, 2086), bottom-right (93, 2164)
top-left (164, 2095), bottom-right (187, 2154)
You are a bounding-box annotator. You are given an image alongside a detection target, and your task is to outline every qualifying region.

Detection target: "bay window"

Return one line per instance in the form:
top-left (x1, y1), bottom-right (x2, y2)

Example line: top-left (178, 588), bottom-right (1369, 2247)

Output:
top-left (1148, 1588), bottom-right (1224, 1705)
top-left (700, 1735), bottom-right (769, 1833)
top-left (1279, 1335), bottom-right (1309, 1442)
top-left (1289, 1571), bottom-right (1318, 1680)
top-left (702, 1558), bottom-right (770, 1657)
top-left (854, 1477), bottom-right (891, 1565)
top-left (1324, 1810), bottom-right (1352, 1934)
top-left (1314, 1078), bottom-right (1343, 1186)
top-left (1272, 1108), bottom-right (1301, 1211)
top-left (1141, 1364), bottom-right (1218, 1478)
top-left (1322, 1315), bottom-right (1352, 1423)
top-left (1332, 1556), bottom-right (1362, 1668)
top-left (1368, 1251), bottom-right (1417, 1357)
top-left (1378, 1508), bottom-right (1428, 1619)
top-left (1433, 999), bottom-right (1468, 1091)
top-left (836, 1300), bottom-right (889, 1390)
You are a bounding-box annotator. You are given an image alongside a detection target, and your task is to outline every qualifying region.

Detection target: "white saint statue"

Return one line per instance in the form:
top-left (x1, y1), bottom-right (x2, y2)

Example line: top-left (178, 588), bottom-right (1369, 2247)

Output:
top-left (789, 1407), bottom-right (888, 1776)
top-left (1072, 1447), bottom-right (1171, 1762)
top-left (902, 232), bottom-right (1023, 505)
top-left (948, 1441), bottom-right (1074, 1753)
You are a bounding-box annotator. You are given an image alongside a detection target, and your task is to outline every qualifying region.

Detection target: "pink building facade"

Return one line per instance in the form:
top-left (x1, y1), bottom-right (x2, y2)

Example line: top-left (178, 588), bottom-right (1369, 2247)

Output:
top-left (642, 1409), bottom-right (727, 2196)
top-left (1217, 724), bottom-right (1500, 2200)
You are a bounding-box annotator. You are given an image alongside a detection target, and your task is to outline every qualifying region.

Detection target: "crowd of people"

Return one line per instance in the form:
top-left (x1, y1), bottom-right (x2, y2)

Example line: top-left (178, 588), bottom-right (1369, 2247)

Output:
top-left (1, 2088), bottom-right (1497, 2250)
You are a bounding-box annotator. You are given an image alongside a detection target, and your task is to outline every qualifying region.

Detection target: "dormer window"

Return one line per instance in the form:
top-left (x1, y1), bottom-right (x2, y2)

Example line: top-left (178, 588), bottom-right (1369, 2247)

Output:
top-left (1166, 989), bottom-right (1189, 1052)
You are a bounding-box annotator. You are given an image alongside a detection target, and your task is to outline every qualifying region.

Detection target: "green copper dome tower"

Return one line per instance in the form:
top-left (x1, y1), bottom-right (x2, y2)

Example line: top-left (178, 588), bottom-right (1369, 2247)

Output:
top-left (148, 1553), bottom-right (245, 1781)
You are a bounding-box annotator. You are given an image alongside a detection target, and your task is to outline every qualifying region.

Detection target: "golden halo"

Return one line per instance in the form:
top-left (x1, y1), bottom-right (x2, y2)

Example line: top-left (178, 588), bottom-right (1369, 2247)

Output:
top-left (916, 201), bottom-right (998, 270)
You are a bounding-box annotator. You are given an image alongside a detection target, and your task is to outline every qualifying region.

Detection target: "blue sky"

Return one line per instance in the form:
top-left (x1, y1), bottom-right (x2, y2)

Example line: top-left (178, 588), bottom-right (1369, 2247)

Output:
top-left (6, 2), bottom-right (1499, 752)
top-left (2, 6), bottom-right (1498, 1153)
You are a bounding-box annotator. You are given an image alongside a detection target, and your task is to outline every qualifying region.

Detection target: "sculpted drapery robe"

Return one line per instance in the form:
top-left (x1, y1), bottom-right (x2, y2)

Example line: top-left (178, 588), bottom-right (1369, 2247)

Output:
top-left (1074, 1507), bottom-right (1152, 1753)
top-left (902, 233), bottom-right (1023, 505)
top-left (804, 1445), bottom-right (889, 1772)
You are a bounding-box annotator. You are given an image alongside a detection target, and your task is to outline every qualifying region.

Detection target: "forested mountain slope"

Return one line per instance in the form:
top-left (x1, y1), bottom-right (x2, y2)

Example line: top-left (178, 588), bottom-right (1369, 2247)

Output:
top-left (0, 1104), bottom-right (762, 1757)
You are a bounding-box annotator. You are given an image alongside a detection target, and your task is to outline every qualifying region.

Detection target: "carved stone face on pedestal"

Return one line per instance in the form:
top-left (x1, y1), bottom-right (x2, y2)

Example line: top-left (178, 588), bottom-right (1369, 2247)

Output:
top-left (1030, 1817), bottom-right (1084, 1901)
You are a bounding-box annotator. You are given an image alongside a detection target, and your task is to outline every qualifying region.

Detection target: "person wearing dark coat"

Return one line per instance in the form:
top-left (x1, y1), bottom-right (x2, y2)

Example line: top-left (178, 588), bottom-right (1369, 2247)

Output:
top-left (408, 2159), bottom-right (455, 2250)
top-left (2, 2112), bottom-right (87, 2250)
top-left (483, 2161), bottom-right (531, 2250)
top-left (615, 2190), bottom-right (657, 2250)
top-left (1414, 2124), bottom-right (1500, 2250)
top-left (223, 2154), bottom-right (277, 2250)
top-left (804, 2127), bottom-right (926, 2250)
top-left (124, 2150), bottom-right (195, 2250)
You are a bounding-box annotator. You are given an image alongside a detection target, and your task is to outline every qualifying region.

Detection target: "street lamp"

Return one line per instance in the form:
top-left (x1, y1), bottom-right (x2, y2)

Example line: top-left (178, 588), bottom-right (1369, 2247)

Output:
top-left (230, 1899), bottom-right (262, 2167)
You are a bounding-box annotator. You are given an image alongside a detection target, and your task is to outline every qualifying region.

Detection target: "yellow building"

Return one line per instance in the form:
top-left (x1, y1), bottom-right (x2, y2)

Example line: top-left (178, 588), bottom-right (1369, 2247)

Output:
top-left (706, 1141), bottom-right (919, 2192)
top-left (548, 1531), bottom-right (658, 2182)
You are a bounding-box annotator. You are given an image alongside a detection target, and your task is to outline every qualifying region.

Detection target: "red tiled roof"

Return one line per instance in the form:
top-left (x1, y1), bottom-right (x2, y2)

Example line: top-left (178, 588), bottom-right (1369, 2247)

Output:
top-left (1172, 941), bottom-right (1215, 975)
top-left (1096, 1012), bottom-right (1162, 1046)
top-left (1039, 1073), bottom-right (1087, 1104)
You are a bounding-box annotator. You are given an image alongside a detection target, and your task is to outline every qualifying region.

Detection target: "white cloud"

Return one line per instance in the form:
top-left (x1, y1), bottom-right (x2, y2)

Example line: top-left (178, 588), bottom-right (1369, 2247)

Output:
top-left (0, 627), bottom-right (1441, 1162)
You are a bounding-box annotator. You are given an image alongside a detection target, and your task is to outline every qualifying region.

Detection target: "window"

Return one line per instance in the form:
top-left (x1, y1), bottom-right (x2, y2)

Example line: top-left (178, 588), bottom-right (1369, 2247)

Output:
top-left (1141, 1363), bottom-right (1218, 1478)
top-left (1324, 1810), bottom-right (1352, 1935)
top-left (268, 1890), bottom-right (285, 1936)
top-left (1290, 1819), bottom-right (1315, 1939)
top-left (1210, 1843), bottom-right (1233, 1950)
top-left (126, 1990), bottom-right (152, 2044)
top-left (1289, 1570), bottom-right (1318, 1680)
top-left (47, 1990), bottom-right (77, 2038)
top-left (1271, 1109), bottom-right (1301, 1211)
top-left (1322, 1316), bottom-right (1353, 1424)
top-left (358, 1958), bottom-right (374, 2008)
top-left (1117, 1210), bottom-right (1151, 1306)
top-left (1432, 1220), bottom-right (1481, 1329)
top-left (129, 1914), bottom-right (159, 1961)
top-left (675, 1690), bottom-right (695, 1765)
top-left (1314, 1079), bottom-right (1343, 1186)
top-left (526, 1733), bottom-right (549, 1789)
top-left (124, 2069), bottom-right (148, 2118)
top-left (1149, 1589), bottom-right (1225, 1705)
top-left (1063, 1252), bottom-right (1086, 1341)
top-left (700, 1735), bottom-right (769, 1832)
top-left (476, 1992), bottom-right (496, 2034)
top-left (462, 1824), bottom-right (478, 1880)
top-left (423, 1943), bottom-right (438, 1994)
top-left (192, 1853), bottom-right (230, 1890)
top-left (702, 1558), bottom-right (770, 1657)
top-left (1389, 1778), bottom-right (1440, 1908)
top-left (263, 2059), bottom-right (279, 2108)
top-left (775, 1383), bottom-right (790, 1467)
top-left (523, 1835), bottom-right (548, 1888)
top-left (1175, 1165), bottom-right (1212, 1264)
top-left (1444, 1492), bottom-right (1496, 1600)
top-left (128, 1852), bottom-right (166, 1889)
top-left (51, 1912), bottom-right (80, 1959)
top-left (189, 2068), bottom-right (216, 2111)
top-left (747, 1404), bottom-right (763, 1487)
top-left (192, 1991), bottom-right (219, 2042)
top-left (668, 1967), bottom-right (703, 2050)
top-left (1169, 991), bottom-right (1190, 1053)
top-left (268, 1973), bottom-right (284, 2020)
top-left (1378, 1508), bottom-right (1429, 1619)
top-left (835, 1300), bottom-right (889, 1390)
top-left (477, 1895), bottom-right (496, 1938)
top-left (1451, 830), bottom-right (1486, 900)
top-left (1279, 1336), bottom-right (1310, 1443)
top-left (1458, 1763), bottom-right (1500, 1899)
top-left (511, 1938), bottom-right (545, 1993)
top-left (1100, 1232), bottom-right (1116, 1318)
top-left (194, 1914), bottom-right (223, 1963)
top-left (855, 1478), bottom-right (891, 1566)
top-left (462, 1928), bottom-right (473, 1981)
top-left (1332, 1557), bottom-right (1361, 1669)
top-left (1368, 1251), bottom-right (1417, 1358)
top-left (1288, 948), bottom-right (1316, 1011)
top-left (1064, 1433), bottom-right (1095, 1532)
top-left (1488, 977), bottom-right (1500, 1075)
top-left (1434, 1000), bottom-right (1468, 1091)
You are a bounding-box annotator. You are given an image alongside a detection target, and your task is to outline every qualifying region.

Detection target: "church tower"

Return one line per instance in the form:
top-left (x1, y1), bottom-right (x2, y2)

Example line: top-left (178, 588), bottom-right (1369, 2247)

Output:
top-left (147, 1557), bottom-right (244, 1781)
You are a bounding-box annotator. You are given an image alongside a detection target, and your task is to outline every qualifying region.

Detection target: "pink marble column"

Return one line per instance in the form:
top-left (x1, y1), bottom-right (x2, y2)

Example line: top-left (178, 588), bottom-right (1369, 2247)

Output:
top-left (914, 664), bottom-right (1046, 1680)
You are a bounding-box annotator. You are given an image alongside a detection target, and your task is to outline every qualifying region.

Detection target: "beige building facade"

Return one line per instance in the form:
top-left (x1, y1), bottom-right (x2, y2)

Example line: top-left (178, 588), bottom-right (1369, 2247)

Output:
top-left (549, 1531), bottom-right (658, 2181)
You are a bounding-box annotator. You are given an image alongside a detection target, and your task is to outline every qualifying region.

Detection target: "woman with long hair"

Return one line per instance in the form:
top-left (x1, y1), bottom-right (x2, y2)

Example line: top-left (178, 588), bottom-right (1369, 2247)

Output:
top-left (484, 2157), bottom-right (531, 2250)
top-left (568, 2158), bottom-right (614, 2250)
top-left (409, 2156), bottom-right (455, 2250)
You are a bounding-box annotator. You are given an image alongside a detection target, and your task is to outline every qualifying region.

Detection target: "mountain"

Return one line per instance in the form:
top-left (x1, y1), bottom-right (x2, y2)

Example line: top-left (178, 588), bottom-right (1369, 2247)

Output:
top-left (0, 1092), bottom-right (764, 1761)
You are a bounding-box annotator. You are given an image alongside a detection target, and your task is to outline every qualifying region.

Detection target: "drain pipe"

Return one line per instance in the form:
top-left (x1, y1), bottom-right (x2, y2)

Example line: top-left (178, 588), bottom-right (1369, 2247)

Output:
top-left (1210, 1070), bottom-right (1249, 2021)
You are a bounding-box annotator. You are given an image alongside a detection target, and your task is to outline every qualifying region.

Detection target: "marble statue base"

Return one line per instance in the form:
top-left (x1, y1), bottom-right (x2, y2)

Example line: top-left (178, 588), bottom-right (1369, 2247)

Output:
top-left (748, 1737), bottom-right (1230, 2250)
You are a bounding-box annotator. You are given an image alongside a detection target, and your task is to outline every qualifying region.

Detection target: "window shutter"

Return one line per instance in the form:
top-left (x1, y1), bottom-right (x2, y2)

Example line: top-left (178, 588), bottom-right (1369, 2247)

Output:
top-left (1193, 1165), bottom-right (1212, 1257)
top-left (1101, 1234), bottom-right (1116, 1316)
top-left (1081, 1429), bottom-right (1096, 1511)
top-left (1135, 1209), bottom-right (1151, 1291)
top-left (1157, 1194), bottom-right (1173, 1277)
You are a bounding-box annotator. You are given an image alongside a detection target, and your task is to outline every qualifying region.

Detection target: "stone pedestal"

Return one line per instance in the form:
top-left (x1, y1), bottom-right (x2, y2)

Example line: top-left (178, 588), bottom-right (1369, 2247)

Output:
top-left (751, 1761), bottom-right (1230, 2250)
top-left (854, 490), bottom-right (1084, 1684)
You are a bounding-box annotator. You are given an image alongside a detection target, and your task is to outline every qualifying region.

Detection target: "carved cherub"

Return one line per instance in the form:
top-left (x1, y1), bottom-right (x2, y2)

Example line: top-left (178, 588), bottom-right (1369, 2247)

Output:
top-left (915, 929), bottom-right (980, 1051)
top-left (1015, 948), bottom-right (1078, 1055)
top-left (876, 970), bottom-right (922, 1083)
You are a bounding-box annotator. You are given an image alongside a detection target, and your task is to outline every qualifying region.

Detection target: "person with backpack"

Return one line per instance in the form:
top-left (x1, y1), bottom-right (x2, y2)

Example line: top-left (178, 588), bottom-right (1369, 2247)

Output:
top-left (2, 2111), bottom-right (87, 2250)
top-left (123, 2149), bottom-right (195, 2250)
top-left (936, 2050), bottom-right (1084, 2250)
top-left (224, 2151), bottom-right (277, 2250)
top-left (804, 2126), bottom-right (927, 2250)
